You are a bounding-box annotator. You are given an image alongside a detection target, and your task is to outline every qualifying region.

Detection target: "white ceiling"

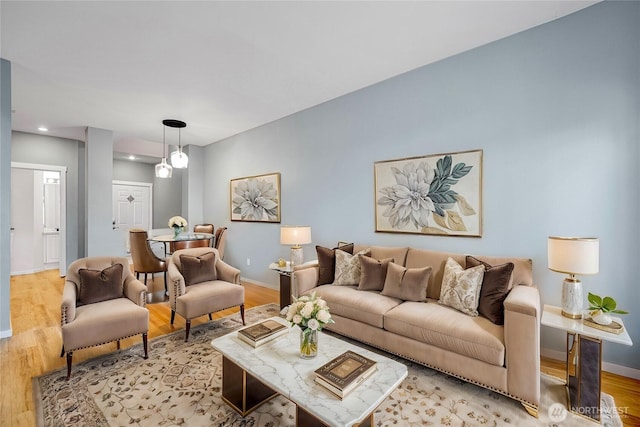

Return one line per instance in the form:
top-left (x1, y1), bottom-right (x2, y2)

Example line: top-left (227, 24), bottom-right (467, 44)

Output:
top-left (1, 1), bottom-right (597, 160)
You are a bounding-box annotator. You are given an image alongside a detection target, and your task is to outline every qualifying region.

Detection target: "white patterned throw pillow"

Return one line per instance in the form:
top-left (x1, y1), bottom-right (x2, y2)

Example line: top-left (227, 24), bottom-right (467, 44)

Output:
top-left (333, 248), bottom-right (371, 286)
top-left (438, 257), bottom-right (485, 316)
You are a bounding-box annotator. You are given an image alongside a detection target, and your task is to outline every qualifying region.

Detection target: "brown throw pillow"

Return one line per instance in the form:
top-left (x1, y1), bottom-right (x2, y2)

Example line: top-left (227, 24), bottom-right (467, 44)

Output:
top-left (358, 257), bottom-right (394, 291)
top-left (382, 262), bottom-right (432, 302)
top-left (180, 252), bottom-right (217, 286)
top-left (466, 255), bottom-right (514, 325)
top-left (78, 263), bottom-right (124, 305)
top-left (316, 243), bottom-right (354, 285)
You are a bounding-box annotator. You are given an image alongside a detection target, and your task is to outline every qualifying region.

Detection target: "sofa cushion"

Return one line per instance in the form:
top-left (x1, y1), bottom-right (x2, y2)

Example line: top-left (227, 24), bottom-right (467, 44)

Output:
top-left (354, 245), bottom-right (409, 266)
top-left (333, 248), bottom-right (370, 286)
top-left (384, 301), bottom-right (505, 366)
top-left (78, 263), bottom-right (124, 305)
top-left (466, 255), bottom-right (514, 325)
top-left (310, 284), bottom-right (402, 329)
top-left (180, 252), bottom-right (217, 285)
top-left (358, 256), bottom-right (394, 291)
top-left (439, 257), bottom-right (484, 316)
top-left (381, 262), bottom-right (432, 302)
top-left (317, 243), bottom-right (354, 285)
top-left (405, 248), bottom-right (466, 299)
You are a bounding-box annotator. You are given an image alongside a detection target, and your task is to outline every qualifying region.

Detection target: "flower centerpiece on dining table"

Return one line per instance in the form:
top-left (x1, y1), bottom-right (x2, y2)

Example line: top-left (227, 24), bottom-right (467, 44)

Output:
top-left (285, 292), bottom-right (334, 358)
top-left (168, 216), bottom-right (188, 238)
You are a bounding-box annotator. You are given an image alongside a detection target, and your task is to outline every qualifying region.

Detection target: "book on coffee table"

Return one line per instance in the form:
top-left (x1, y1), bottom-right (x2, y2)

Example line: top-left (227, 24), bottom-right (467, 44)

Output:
top-left (314, 350), bottom-right (377, 399)
top-left (237, 319), bottom-right (288, 347)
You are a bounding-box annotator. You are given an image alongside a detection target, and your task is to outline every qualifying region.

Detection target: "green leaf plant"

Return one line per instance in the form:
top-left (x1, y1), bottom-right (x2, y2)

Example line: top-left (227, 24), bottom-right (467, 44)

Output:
top-left (587, 292), bottom-right (629, 314)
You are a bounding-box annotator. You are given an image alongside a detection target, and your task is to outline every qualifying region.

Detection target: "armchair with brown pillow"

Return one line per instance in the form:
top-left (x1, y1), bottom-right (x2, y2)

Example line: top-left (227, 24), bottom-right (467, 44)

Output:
top-left (60, 256), bottom-right (149, 379)
top-left (168, 247), bottom-right (245, 341)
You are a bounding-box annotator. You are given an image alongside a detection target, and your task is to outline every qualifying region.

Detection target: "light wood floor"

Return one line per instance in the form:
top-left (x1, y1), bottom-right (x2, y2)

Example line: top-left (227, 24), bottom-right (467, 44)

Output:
top-left (1, 270), bottom-right (638, 426)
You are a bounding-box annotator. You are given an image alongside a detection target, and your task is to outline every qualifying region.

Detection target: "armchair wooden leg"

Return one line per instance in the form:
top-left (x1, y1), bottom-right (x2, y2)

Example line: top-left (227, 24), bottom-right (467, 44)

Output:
top-left (66, 352), bottom-right (73, 379)
top-left (142, 332), bottom-right (148, 359)
top-left (185, 320), bottom-right (191, 342)
top-left (208, 313), bottom-right (212, 321)
top-left (60, 345), bottom-right (65, 357)
top-left (164, 271), bottom-right (168, 295)
top-left (240, 304), bottom-right (245, 325)
top-left (171, 310), bottom-right (176, 325)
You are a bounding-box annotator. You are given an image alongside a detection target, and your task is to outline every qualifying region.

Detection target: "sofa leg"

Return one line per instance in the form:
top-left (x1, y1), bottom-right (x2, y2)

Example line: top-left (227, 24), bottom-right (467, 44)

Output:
top-left (142, 332), bottom-right (148, 359)
top-left (66, 352), bottom-right (73, 380)
top-left (116, 340), bottom-right (120, 350)
top-left (60, 345), bottom-right (65, 357)
top-left (521, 402), bottom-right (538, 418)
top-left (185, 320), bottom-right (191, 342)
top-left (171, 310), bottom-right (176, 325)
top-left (208, 313), bottom-right (212, 321)
top-left (240, 304), bottom-right (245, 325)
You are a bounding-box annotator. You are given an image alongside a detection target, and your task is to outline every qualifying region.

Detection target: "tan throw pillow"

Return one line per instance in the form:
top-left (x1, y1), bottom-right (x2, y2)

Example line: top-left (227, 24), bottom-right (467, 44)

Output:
top-left (439, 257), bottom-right (485, 316)
top-left (180, 252), bottom-right (217, 286)
top-left (316, 243), bottom-right (354, 285)
top-left (381, 262), bottom-right (432, 301)
top-left (358, 257), bottom-right (394, 291)
top-left (78, 263), bottom-right (124, 305)
top-left (466, 255), bottom-right (514, 325)
top-left (333, 248), bottom-right (370, 286)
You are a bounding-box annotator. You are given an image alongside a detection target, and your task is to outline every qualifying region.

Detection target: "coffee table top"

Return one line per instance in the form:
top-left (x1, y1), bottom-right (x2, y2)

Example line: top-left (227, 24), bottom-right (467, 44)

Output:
top-left (211, 317), bottom-right (408, 427)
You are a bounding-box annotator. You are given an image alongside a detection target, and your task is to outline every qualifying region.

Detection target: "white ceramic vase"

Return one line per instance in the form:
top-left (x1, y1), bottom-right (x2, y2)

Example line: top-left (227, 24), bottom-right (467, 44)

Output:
top-left (590, 310), bottom-right (612, 325)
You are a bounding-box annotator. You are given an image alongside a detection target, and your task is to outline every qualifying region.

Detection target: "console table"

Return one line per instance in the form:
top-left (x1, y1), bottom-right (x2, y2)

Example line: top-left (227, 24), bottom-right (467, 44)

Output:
top-left (541, 304), bottom-right (632, 422)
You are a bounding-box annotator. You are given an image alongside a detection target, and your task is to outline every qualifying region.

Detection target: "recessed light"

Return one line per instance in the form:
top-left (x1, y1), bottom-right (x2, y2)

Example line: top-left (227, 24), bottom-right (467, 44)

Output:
top-left (128, 155), bottom-right (135, 160)
top-left (38, 127), bottom-right (48, 132)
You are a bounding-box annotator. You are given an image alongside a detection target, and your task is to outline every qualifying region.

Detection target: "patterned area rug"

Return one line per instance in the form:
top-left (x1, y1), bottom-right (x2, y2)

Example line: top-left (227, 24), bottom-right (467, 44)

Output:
top-left (34, 303), bottom-right (621, 426)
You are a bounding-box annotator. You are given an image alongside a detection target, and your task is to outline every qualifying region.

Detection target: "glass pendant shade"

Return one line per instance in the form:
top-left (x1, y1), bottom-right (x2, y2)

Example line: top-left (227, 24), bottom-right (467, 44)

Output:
top-left (171, 148), bottom-right (189, 168)
top-left (155, 157), bottom-right (173, 178)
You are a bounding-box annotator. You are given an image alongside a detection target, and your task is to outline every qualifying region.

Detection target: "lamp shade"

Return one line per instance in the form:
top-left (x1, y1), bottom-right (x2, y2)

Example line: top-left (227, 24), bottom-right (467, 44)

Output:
top-left (155, 158), bottom-right (173, 178)
top-left (280, 226), bottom-right (312, 246)
top-left (170, 149), bottom-right (189, 168)
top-left (548, 236), bottom-right (599, 275)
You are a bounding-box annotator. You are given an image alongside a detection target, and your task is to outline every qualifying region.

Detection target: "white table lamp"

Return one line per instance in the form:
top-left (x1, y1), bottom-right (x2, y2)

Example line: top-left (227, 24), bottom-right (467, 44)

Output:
top-left (548, 236), bottom-right (599, 319)
top-left (280, 226), bottom-right (312, 267)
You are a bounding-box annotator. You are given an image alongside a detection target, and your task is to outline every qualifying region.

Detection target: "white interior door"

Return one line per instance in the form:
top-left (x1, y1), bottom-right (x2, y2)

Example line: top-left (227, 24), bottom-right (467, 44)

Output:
top-left (112, 181), bottom-right (152, 254)
top-left (10, 169), bottom-right (36, 274)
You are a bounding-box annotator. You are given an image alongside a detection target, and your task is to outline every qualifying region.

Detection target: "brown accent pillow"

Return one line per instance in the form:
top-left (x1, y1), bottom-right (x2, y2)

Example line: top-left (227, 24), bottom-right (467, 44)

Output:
top-left (358, 257), bottom-right (394, 291)
top-left (78, 263), bottom-right (124, 305)
top-left (466, 255), bottom-right (514, 325)
top-left (382, 262), bottom-right (432, 302)
top-left (316, 243), bottom-right (354, 285)
top-left (180, 252), bottom-right (217, 286)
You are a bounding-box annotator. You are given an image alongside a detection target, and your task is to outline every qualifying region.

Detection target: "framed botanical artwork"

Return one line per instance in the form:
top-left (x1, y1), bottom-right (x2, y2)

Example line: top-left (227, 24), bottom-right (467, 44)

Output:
top-left (230, 172), bottom-right (281, 223)
top-left (374, 149), bottom-right (482, 237)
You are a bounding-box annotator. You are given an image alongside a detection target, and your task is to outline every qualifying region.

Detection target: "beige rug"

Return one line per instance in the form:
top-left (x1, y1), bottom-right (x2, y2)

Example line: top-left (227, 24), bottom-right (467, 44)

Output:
top-left (34, 303), bottom-right (621, 426)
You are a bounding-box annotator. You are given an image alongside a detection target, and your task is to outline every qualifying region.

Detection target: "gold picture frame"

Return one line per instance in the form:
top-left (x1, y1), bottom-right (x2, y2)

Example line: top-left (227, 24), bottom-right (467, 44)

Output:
top-left (374, 149), bottom-right (482, 237)
top-left (230, 172), bottom-right (281, 223)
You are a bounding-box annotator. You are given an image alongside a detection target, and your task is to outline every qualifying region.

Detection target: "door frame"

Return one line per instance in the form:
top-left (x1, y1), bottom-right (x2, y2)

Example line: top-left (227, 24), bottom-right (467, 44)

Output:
top-left (11, 162), bottom-right (67, 276)
top-left (112, 180), bottom-right (153, 232)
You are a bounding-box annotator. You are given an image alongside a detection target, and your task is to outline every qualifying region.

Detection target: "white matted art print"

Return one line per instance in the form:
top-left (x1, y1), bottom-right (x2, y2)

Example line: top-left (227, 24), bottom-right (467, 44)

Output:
top-left (374, 150), bottom-right (482, 237)
top-left (230, 172), bottom-right (281, 223)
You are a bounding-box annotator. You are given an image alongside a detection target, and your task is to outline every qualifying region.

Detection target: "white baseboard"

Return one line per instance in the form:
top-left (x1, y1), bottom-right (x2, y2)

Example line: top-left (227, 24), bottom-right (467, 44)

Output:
top-left (541, 347), bottom-right (640, 380)
top-left (0, 327), bottom-right (12, 339)
top-left (241, 276), bottom-right (278, 291)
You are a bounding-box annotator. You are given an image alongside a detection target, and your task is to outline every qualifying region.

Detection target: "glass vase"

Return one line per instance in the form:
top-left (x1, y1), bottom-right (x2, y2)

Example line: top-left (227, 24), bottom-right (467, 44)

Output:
top-left (173, 226), bottom-right (183, 238)
top-left (300, 329), bottom-right (318, 359)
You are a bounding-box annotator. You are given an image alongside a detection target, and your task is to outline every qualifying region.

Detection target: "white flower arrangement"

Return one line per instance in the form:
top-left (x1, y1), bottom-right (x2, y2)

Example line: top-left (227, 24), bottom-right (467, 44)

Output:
top-left (168, 216), bottom-right (188, 229)
top-left (285, 291), bottom-right (334, 334)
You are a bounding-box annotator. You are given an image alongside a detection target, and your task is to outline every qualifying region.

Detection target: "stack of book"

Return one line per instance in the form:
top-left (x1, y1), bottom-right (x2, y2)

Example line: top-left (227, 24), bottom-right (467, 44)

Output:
top-left (314, 350), bottom-right (377, 399)
top-left (237, 319), bottom-right (289, 347)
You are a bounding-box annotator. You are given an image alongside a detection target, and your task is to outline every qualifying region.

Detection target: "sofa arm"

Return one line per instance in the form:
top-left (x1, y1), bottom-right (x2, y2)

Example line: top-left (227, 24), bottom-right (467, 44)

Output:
top-left (217, 260), bottom-right (241, 284)
top-left (504, 285), bottom-right (541, 408)
top-left (293, 264), bottom-right (319, 296)
top-left (61, 281), bottom-right (77, 325)
top-left (123, 276), bottom-right (147, 307)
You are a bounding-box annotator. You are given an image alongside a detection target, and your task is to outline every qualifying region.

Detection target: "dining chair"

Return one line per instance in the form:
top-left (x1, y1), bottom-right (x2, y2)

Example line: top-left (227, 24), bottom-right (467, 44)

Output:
top-left (194, 223), bottom-right (214, 234)
top-left (214, 227), bottom-right (227, 259)
top-left (170, 238), bottom-right (211, 252)
top-left (129, 229), bottom-right (168, 294)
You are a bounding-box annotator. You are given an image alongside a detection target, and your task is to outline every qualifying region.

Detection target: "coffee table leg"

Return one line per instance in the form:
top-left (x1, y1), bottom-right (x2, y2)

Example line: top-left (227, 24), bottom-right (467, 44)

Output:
top-left (297, 406), bottom-right (373, 427)
top-left (221, 356), bottom-right (278, 416)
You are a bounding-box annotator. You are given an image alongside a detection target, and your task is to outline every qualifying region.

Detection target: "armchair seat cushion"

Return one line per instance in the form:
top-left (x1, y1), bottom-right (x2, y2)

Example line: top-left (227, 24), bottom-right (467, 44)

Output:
top-left (176, 280), bottom-right (244, 319)
top-left (62, 298), bottom-right (149, 351)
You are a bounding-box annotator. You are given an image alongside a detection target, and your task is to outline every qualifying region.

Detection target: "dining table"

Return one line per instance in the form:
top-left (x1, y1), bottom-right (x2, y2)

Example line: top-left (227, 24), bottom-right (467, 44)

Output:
top-left (149, 232), bottom-right (215, 255)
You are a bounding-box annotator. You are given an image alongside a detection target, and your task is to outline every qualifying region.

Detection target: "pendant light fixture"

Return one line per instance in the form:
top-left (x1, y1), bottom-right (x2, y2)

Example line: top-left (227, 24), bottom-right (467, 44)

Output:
top-left (168, 119), bottom-right (189, 169)
top-left (155, 120), bottom-right (175, 178)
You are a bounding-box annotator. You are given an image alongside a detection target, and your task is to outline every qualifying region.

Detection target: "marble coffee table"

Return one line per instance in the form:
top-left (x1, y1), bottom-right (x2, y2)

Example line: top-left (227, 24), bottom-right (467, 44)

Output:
top-left (211, 317), bottom-right (408, 427)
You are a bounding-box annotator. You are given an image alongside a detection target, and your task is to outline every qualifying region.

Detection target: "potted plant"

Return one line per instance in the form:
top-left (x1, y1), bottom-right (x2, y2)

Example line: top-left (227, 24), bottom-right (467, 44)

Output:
top-left (587, 292), bottom-right (628, 325)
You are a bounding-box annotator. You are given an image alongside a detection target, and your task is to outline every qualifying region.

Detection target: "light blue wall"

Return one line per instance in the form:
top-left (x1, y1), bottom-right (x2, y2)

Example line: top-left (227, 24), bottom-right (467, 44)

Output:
top-left (203, 2), bottom-right (639, 369)
top-left (0, 59), bottom-right (12, 336)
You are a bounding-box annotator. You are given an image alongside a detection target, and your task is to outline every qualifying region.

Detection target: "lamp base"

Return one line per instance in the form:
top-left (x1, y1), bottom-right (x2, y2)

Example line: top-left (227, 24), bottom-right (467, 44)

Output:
top-left (290, 246), bottom-right (303, 267)
top-left (561, 277), bottom-right (583, 319)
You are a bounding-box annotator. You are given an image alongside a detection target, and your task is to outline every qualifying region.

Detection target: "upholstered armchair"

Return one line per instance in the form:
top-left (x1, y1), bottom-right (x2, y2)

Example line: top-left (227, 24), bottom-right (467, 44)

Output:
top-left (130, 229), bottom-right (168, 293)
top-left (60, 256), bottom-right (149, 379)
top-left (168, 247), bottom-right (245, 341)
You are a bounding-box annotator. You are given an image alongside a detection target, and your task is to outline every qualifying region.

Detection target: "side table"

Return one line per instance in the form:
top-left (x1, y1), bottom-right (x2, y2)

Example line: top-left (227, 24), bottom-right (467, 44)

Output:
top-left (541, 304), bottom-right (632, 422)
top-left (268, 263), bottom-right (293, 309)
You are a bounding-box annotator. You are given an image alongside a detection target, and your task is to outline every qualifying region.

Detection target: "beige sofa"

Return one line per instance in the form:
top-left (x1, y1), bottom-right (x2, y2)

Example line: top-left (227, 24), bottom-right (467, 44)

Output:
top-left (294, 245), bottom-right (540, 417)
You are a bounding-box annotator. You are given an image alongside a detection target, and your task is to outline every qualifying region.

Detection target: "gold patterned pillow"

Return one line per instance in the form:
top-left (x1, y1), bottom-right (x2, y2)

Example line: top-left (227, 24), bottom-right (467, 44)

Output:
top-left (333, 248), bottom-right (371, 286)
top-left (438, 257), bottom-right (485, 316)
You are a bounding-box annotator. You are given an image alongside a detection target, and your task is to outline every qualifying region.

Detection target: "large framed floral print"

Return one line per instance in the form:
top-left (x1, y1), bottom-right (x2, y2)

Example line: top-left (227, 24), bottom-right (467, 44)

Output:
top-left (374, 150), bottom-right (482, 237)
top-left (230, 172), bottom-right (281, 223)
